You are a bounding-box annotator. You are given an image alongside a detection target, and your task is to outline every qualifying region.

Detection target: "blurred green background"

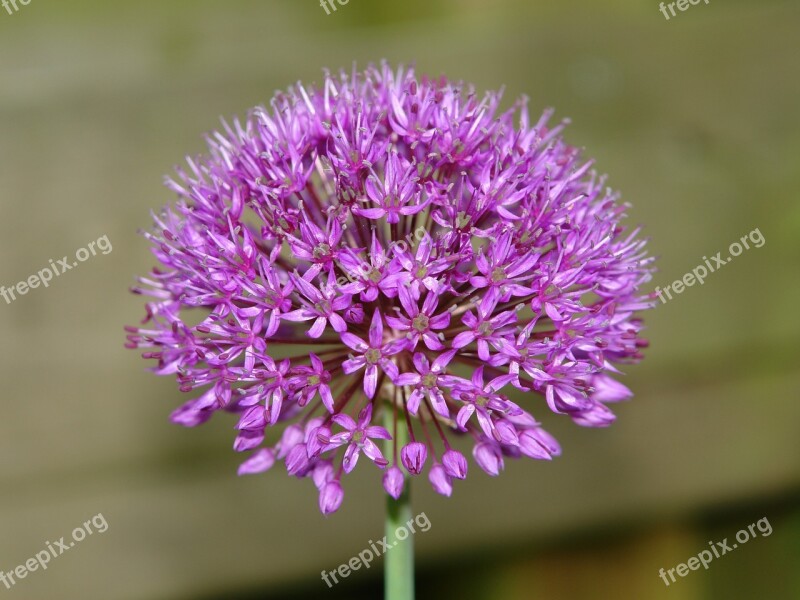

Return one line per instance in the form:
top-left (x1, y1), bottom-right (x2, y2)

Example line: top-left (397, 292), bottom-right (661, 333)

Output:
top-left (1, 0), bottom-right (798, 598)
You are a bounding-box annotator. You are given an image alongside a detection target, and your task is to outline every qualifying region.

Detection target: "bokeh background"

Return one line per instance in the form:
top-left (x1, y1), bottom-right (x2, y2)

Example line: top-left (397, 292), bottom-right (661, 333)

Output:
top-left (1, 0), bottom-right (798, 598)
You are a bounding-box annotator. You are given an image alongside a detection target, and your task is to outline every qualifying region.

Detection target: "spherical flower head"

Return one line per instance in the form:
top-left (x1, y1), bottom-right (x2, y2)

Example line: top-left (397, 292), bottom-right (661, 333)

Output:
top-left (126, 63), bottom-right (655, 515)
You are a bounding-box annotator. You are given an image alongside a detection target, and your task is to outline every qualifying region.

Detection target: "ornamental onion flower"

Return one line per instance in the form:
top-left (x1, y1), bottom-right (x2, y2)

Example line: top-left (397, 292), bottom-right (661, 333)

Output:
top-left (126, 63), bottom-right (655, 517)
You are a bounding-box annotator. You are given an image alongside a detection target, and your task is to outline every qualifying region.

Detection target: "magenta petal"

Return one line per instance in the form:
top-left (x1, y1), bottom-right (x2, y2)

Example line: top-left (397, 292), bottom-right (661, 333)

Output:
top-left (590, 374), bottom-right (633, 402)
top-left (422, 332), bottom-right (444, 350)
top-left (330, 294), bottom-right (353, 311)
top-left (309, 352), bottom-right (324, 371)
top-left (308, 317), bottom-right (327, 338)
top-left (312, 460), bottom-right (334, 489)
top-left (319, 385), bottom-right (335, 413)
top-left (429, 390), bottom-right (450, 418)
top-left (280, 309), bottom-right (312, 322)
top-left (397, 285), bottom-right (417, 316)
top-left (442, 449), bottom-right (468, 479)
top-left (529, 427), bottom-right (561, 456)
top-left (353, 207), bottom-right (386, 219)
top-left (428, 463), bottom-right (453, 496)
top-left (342, 443), bottom-right (361, 473)
top-left (432, 349), bottom-right (456, 371)
top-left (328, 432), bottom-right (351, 446)
top-left (383, 466), bottom-right (405, 499)
top-left (328, 312), bottom-right (348, 333)
top-left (544, 302), bottom-right (563, 322)
top-left (233, 429), bottom-right (264, 452)
top-left (452, 331), bottom-right (475, 348)
top-left (340, 332), bottom-right (367, 351)
top-left (456, 404), bottom-right (475, 431)
top-left (342, 357), bottom-right (365, 374)
top-left (473, 442), bottom-right (503, 476)
top-left (331, 412), bottom-right (357, 431)
top-left (429, 312), bottom-right (451, 329)
top-left (237, 448), bottom-right (276, 475)
top-left (412, 352), bottom-right (430, 373)
top-left (364, 365), bottom-right (378, 399)
top-left (476, 409), bottom-right (495, 438)
top-left (267, 388), bottom-right (284, 425)
top-left (395, 373), bottom-right (421, 386)
top-left (470, 276), bottom-right (489, 288)
top-left (519, 430), bottom-right (553, 460)
top-left (400, 441), bottom-right (428, 475)
top-left (319, 481), bottom-right (344, 515)
top-left (357, 404), bottom-right (374, 427)
top-left (362, 439), bottom-right (388, 468)
top-left (385, 315), bottom-right (409, 330)
top-left (365, 425), bottom-right (392, 440)
top-left (380, 359), bottom-right (399, 381)
top-left (406, 388), bottom-right (424, 415)
top-left (361, 286), bottom-right (379, 302)
top-left (236, 405), bottom-right (266, 430)
top-left (493, 419), bottom-right (520, 446)
top-left (307, 426), bottom-right (330, 458)
top-left (286, 443), bottom-right (311, 476)
top-left (265, 310), bottom-right (281, 336)
top-left (368, 310), bottom-right (384, 347)
top-left (169, 401), bottom-right (213, 428)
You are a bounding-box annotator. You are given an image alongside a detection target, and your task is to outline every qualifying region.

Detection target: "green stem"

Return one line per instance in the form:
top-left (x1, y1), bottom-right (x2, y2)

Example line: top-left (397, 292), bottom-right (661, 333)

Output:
top-left (384, 391), bottom-right (414, 600)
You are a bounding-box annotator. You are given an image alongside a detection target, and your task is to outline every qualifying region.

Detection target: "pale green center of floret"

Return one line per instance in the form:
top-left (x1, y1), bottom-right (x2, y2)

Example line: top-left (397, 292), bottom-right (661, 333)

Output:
top-left (313, 243), bottom-right (331, 259)
top-left (478, 322), bottom-right (494, 336)
top-left (422, 373), bottom-right (438, 388)
top-left (365, 348), bottom-right (382, 364)
top-left (475, 395), bottom-right (490, 407)
top-left (412, 314), bottom-right (430, 332)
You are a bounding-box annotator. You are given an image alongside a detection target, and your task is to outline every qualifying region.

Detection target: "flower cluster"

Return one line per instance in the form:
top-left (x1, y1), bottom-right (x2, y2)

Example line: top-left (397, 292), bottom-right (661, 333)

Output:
top-left (126, 63), bottom-right (655, 514)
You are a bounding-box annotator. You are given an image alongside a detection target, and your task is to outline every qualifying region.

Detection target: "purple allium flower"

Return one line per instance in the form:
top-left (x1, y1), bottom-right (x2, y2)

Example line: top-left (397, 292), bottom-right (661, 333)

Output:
top-left (127, 63), bottom-right (655, 514)
top-left (383, 465), bottom-right (405, 500)
top-left (442, 449), bottom-right (468, 480)
top-left (401, 441), bottom-right (429, 475)
top-left (386, 286), bottom-right (451, 351)
top-left (325, 404), bottom-right (391, 473)
top-left (341, 310), bottom-right (402, 399)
